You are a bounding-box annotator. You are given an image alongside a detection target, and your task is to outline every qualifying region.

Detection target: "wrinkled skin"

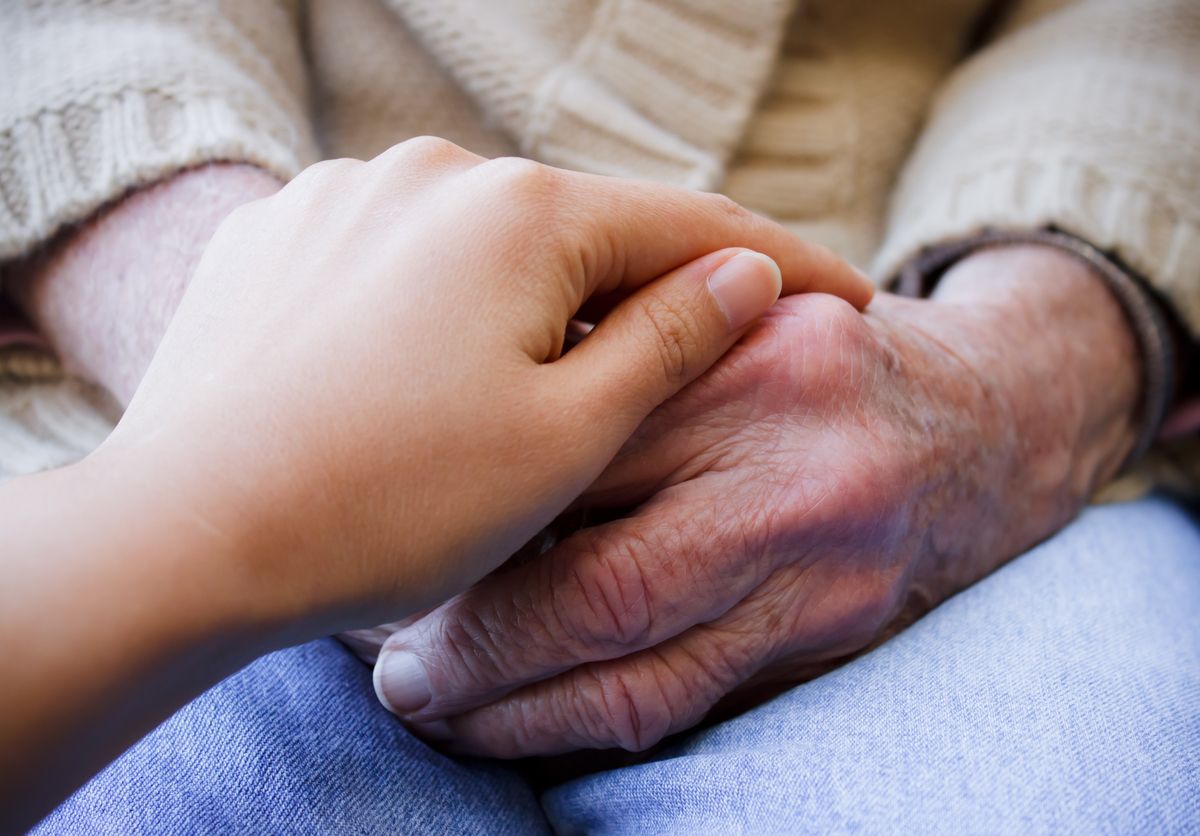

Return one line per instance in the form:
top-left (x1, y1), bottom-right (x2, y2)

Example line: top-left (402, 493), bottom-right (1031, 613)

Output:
top-left (367, 246), bottom-right (1140, 757)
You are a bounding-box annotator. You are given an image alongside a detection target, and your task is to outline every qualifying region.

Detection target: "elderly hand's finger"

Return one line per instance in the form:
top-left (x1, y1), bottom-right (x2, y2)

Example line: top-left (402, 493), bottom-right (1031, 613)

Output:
top-left (372, 478), bottom-right (780, 721)
top-left (406, 557), bottom-right (892, 757)
top-left (407, 596), bottom-right (786, 758)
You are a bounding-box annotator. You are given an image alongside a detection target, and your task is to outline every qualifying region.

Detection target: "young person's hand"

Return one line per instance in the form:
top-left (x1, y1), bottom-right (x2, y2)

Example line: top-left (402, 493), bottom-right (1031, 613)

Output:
top-left (105, 137), bottom-right (873, 635)
top-left (1, 137), bottom-right (871, 826)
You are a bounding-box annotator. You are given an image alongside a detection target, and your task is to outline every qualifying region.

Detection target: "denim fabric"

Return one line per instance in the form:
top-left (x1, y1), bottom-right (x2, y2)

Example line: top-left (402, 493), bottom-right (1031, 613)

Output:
top-left (33, 640), bottom-right (550, 835)
top-left (37, 496), bottom-right (1200, 834)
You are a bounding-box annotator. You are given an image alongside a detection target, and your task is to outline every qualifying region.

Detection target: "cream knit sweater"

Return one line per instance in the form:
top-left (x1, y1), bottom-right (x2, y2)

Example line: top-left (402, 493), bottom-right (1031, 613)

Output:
top-left (0, 0), bottom-right (1198, 487)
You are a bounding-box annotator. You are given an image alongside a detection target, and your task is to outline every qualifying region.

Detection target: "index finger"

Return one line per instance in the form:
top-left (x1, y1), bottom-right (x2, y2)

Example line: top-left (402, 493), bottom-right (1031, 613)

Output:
top-left (555, 170), bottom-right (874, 310)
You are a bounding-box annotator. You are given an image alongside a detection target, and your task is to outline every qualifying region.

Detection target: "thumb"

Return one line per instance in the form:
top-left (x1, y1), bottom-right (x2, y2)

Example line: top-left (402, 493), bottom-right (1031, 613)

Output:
top-left (548, 248), bottom-right (781, 430)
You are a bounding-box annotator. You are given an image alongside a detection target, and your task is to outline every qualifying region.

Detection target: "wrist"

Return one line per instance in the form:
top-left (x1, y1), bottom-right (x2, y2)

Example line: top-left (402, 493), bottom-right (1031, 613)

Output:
top-left (863, 247), bottom-right (1140, 612)
top-left (81, 438), bottom-right (329, 645)
top-left (6, 164), bottom-right (281, 405)
top-left (91, 423), bottom-right (403, 644)
top-left (0, 451), bottom-right (287, 823)
top-left (88, 446), bottom-right (286, 629)
top-left (933, 244), bottom-right (1140, 492)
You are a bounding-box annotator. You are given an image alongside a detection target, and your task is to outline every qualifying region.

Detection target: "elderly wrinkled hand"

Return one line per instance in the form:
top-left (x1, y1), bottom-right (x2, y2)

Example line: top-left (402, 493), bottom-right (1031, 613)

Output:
top-left (370, 246), bottom-right (1142, 757)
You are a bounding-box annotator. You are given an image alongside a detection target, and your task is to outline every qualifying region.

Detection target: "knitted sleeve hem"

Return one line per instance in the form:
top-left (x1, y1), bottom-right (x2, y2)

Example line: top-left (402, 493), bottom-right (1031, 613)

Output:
top-left (0, 91), bottom-right (313, 261)
top-left (873, 159), bottom-right (1200, 340)
top-left (0, 1), bottom-right (318, 263)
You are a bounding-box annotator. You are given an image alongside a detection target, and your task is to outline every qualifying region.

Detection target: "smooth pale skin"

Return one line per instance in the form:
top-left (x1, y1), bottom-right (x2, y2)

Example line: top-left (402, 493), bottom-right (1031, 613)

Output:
top-left (0, 139), bottom-right (873, 830)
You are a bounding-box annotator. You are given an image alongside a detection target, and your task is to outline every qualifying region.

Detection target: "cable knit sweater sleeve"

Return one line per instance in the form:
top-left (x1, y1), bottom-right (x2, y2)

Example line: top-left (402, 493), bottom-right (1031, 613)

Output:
top-left (874, 0), bottom-right (1200, 338)
top-left (0, 0), bottom-right (318, 262)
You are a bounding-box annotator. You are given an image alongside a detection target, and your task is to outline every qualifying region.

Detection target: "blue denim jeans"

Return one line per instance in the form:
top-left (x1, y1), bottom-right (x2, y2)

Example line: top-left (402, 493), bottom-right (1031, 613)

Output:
top-left (35, 496), bottom-right (1200, 834)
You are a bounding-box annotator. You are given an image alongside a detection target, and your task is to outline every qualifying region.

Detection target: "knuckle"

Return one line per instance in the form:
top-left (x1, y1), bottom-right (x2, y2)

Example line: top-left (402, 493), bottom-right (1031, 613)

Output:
top-left (502, 701), bottom-right (547, 756)
top-left (775, 448), bottom-right (911, 564)
top-left (580, 668), bottom-right (673, 752)
top-left (276, 159), bottom-right (361, 213)
top-left (704, 191), bottom-right (753, 224)
top-left (478, 156), bottom-right (562, 202)
top-left (430, 607), bottom-right (505, 689)
top-left (802, 561), bottom-right (905, 653)
top-left (804, 292), bottom-right (866, 331)
top-left (767, 293), bottom-right (875, 396)
top-left (778, 292), bottom-right (866, 346)
top-left (290, 157), bottom-right (360, 187)
top-left (640, 292), bottom-right (703, 386)
top-left (382, 135), bottom-right (469, 169)
top-left (555, 536), bottom-right (656, 653)
top-left (826, 456), bottom-right (910, 533)
top-left (687, 634), bottom-right (751, 694)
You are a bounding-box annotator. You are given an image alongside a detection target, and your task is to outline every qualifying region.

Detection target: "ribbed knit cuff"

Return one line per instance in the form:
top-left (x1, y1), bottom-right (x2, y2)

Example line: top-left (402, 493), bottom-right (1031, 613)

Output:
top-left (874, 161), bottom-right (1200, 343)
top-left (871, 2), bottom-right (1200, 340)
top-left (1, 0), bottom-right (319, 261)
top-left (0, 90), bottom-right (312, 263)
top-left (894, 227), bottom-right (1181, 471)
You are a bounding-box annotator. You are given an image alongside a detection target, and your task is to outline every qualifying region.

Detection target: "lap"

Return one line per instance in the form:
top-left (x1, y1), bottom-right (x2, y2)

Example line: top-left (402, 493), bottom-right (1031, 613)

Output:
top-left (544, 496), bottom-right (1200, 834)
top-left (34, 639), bottom-right (549, 835)
top-left (37, 497), bottom-right (1199, 834)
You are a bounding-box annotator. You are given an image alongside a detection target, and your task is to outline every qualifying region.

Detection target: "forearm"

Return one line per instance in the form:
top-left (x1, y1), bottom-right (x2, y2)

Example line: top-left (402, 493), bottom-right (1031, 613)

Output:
top-left (0, 165), bottom-right (284, 828)
top-left (5, 164), bottom-right (281, 404)
top-left (0, 449), bottom-right (294, 831)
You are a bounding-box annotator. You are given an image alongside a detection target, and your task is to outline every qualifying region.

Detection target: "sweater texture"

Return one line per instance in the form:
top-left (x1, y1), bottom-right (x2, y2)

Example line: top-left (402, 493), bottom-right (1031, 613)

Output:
top-left (0, 0), bottom-right (1198, 487)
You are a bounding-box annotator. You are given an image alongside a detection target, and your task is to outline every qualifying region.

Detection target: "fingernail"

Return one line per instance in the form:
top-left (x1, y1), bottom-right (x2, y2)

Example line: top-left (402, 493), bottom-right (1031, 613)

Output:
top-left (373, 650), bottom-right (432, 715)
top-left (707, 251), bottom-right (783, 331)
